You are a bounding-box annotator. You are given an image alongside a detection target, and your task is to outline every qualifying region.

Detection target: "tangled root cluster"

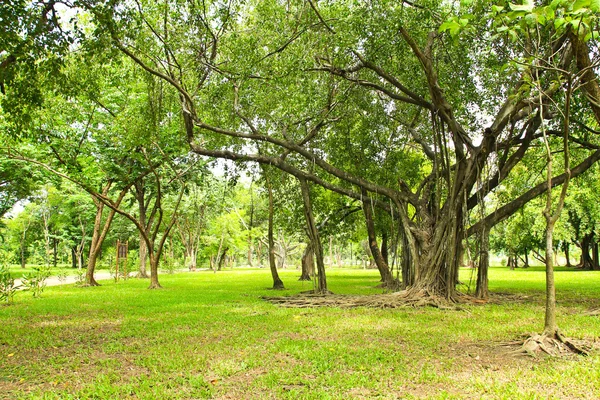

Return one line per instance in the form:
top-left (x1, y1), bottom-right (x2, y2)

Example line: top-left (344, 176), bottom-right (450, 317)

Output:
top-left (507, 332), bottom-right (591, 357)
top-left (263, 289), bottom-right (469, 309)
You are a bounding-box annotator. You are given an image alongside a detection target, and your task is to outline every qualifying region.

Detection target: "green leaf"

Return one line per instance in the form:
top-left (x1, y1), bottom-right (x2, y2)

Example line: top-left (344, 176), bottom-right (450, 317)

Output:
top-left (573, 0), bottom-right (591, 12)
top-left (509, 1), bottom-right (534, 12)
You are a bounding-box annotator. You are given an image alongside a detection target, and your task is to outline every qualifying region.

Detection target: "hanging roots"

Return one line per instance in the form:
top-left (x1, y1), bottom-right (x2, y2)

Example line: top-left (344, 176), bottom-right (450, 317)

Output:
top-left (263, 289), bottom-right (472, 309)
top-left (505, 332), bottom-right (591, 358)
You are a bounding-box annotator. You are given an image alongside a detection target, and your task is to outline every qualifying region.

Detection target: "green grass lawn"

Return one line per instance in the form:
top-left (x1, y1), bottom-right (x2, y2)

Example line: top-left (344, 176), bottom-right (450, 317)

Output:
top-left (1, 266), bottom-right (600, 399)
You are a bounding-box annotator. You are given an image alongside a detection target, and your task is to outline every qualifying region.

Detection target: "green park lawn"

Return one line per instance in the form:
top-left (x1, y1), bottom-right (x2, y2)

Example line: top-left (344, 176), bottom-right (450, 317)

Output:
top-left (1, 266), bottom-right (600, 399)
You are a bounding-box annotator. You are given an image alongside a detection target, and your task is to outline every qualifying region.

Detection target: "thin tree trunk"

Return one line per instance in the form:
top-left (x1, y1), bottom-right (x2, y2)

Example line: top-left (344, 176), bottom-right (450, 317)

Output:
top-left (52, 238), bottom-right (58, 268)
top-left (475, 225), bottom-right (489, 299)
top-left (543, 220), bottom-right (558, 336)
top-left (564, 242), bottom-right (572, 268)
top-left (71, 247), bottom-right (77, 269)
top-left (266, 173), bottom-right (284, 289)
top-left (85, 184), bottom-right (125, 287)
top-left (541, 78), bottom-right (571, 338)
top-left (329, 236), bottom-right (333, 267)
top-left (381, 232), bottom-right (389, 266)
top-left (218, 247), bottom-right (228, 271)
top-left (299, 178), bottom-right (328, 294)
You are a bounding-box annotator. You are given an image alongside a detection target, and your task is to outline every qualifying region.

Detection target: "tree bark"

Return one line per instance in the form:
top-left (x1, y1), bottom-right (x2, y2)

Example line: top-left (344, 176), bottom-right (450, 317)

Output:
top-left (593, 240), bottom-right (600, 271)
top-left (299, 242), bottom-right (314, 281)
top-left (579, 234), bottom-right (594, 270)
top-left (148, 254), bottom-right (162, 289)
top-left (475, 225), bottom-right (489, 299)
top-left (362, 189), bottom-right (394, 287)
top-left (564, 242), bottom-right (571, 268)
top-left (218, 247), bottom-right (228, 271)
top-left (543, 220), bottom-right (558, 336)
top-left (299, 178), bottom-right (328, 294)
top-left (138, 238), bottom-right (149, 278)
top-left (266, 172), bottom-right (284, 289)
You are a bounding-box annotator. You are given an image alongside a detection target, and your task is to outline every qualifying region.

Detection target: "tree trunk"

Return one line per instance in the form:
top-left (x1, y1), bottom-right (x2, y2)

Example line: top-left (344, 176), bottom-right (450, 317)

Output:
top-left (299, 242), bottom-right (314, 281)
top-left (218, 247), bottom-right (228, 271)
top-left (524, 250), bottom-right (530, 268)
top-left (592, 240), bottom-right (600, 271)
top-left (398, 203), bottom-right (464, 300)
top-left (543, 220), bottom-right (558, 336)
top-left (329, 236), bottom-right (333, 267)
top-left (85, 184), bottom-right (125, 286)
top-left (189, 248), bottom-right (197, 271)
top-left (299, 178), bottom-right (328, 294)
top-left (564, 242), bottom-right (572, 268)
top-left (71, 247), bottom-right (77, 269)
top-left (138, 235), bottom-right (149, 278)
top-left (475, 225), bottom-right (489, 299)
top-left (20, 243), bottom-right (26, 268)
top-left (579, 234), bottom-right (594, 270)
top-left (362, 189), bottom-right (395, 287)
top-left (381, 232), bottom-right (389, 266)
top-left (52, 238), bottom-right (58, 268)
top-left (266, 173), bottom-right (284, 289)
top-left (148, 254), bottom-right (162, 289)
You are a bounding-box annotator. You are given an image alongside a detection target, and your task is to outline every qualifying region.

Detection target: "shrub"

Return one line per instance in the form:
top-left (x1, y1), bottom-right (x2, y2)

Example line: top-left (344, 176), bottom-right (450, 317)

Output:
top-left (21, 266), bottom-right (51, 298)
top-left (0, 265), bottom-right (17, 304)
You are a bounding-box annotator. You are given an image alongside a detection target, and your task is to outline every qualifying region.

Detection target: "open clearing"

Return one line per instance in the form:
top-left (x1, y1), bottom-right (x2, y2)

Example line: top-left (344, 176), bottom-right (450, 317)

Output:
top-left (1, 266), bottom-right (600, 399)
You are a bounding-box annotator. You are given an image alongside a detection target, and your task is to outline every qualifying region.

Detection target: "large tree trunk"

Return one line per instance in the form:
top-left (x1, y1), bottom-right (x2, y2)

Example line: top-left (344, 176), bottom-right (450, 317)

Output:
top-left (475, 225), bottom-right (489, 299)
top-left (396, 197), bottom-right (465, 301)
top-left (299, 178), bottom-right (328, 294)
top-left (299, 242), bottom-right (314, 281)
top-left (579, 234), bottom-right (595, 270)
top-left (188, 248), bottom-right (197, 271)
top-left (266, 172), bottom-right (284, 289)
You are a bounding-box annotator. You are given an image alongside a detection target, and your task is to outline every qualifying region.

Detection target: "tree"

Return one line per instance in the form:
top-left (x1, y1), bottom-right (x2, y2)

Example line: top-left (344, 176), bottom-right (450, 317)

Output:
top-left (78, 0), bottom-right (600, 303)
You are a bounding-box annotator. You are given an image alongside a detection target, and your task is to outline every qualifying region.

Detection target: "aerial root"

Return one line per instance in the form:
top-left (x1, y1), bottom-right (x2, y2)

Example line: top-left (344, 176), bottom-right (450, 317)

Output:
top-left (263, 290), bottom-right (468, 310)
top-left (584, 308), bottom-right (600, 316)
top-left (508, 332), bottom-right (590, 358)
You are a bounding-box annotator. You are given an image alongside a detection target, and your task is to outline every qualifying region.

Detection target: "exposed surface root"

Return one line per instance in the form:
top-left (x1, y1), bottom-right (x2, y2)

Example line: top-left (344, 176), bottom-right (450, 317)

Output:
top-left (263, 290), bottom-right (470, 309)
top-left (584, 308), bottom-right (600, 316)
top-left (507, 333), bottom-right (591, 358)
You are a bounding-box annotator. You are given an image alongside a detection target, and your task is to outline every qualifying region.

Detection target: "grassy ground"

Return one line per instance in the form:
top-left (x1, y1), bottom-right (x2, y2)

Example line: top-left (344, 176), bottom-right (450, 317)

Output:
top-left (1, 266), bottom-right (599, 399)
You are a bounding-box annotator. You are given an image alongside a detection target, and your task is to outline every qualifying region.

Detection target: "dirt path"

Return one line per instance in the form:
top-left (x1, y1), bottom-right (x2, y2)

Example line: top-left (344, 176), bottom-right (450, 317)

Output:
top-left (13, 271), bottom-right (113, 289)
top-left (13, 269), bottom-right (194, 289)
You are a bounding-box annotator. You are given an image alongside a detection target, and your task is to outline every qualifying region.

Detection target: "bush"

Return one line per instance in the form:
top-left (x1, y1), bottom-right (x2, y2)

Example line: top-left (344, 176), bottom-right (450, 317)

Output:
top-left (21, 266), bottom-right (51, 298)
top-left (0, 265), bottom-right (17, 304)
